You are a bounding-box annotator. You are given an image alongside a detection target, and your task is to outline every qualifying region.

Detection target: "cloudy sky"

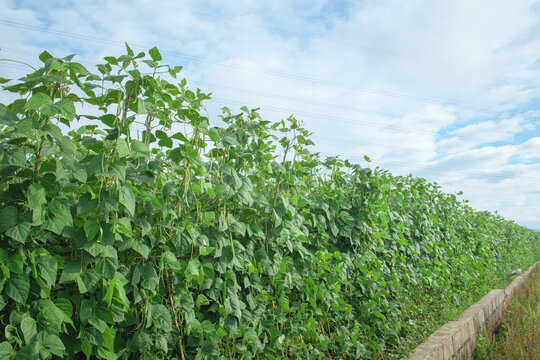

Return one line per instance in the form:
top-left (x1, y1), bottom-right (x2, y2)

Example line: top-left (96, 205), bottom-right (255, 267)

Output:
top-left (1, 0), bottom-right (539, 229)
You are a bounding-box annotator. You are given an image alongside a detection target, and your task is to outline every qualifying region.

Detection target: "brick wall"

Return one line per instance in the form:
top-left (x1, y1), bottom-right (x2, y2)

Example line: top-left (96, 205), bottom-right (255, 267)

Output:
top-left (403, 262), bottom-right (538, 360)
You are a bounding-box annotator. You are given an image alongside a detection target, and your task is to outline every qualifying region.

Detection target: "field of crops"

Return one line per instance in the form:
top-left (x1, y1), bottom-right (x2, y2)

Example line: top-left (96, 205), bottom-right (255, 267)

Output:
top-left (0, 47), bottom-right (538, 359)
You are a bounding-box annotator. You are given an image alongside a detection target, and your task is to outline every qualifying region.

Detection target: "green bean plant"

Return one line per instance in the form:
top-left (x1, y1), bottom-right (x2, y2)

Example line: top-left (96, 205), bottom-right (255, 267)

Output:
top-left (0, 45), bottom-right (538, 359)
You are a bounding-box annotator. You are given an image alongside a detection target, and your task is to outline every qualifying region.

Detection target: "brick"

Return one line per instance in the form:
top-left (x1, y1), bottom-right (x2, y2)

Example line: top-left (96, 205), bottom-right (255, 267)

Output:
top-left (493, 290), bottom-right (505, 308)
top-left (456, 347), bottom-right (467, 360)
top-left (440, 334), bottom-right (455, 360)
top-left (425, 332), bottom-right (454, 360)
top-left (481, 300), bottom-right (493, 319)
top-left (451, 320), bottom-right (469, 350)
top-left (436, 321), bottom-right (458, 334)
top-left (406, 343), bottom-right (432, 359)
top-left (504, 286), bottom-right (514, 299)
top-left (424, 344), bottom-right (444, 360)
top-left (510, 276), bottom-right (524, 291)
top-left (465, 337), bottom-right (476, 356)
top-left (466, 317), bottom-right (476, 339)
top-left (476, 291), bottom-right (496, 306)
top-left (472, 307), bottom-right (485, 334)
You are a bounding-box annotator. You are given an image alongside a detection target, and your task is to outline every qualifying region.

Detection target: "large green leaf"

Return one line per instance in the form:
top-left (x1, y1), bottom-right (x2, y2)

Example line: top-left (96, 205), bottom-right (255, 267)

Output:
top-left (5, 273), bottom-right (30, 304)
top-left (130, 140), bottom-right (149, 157)
top-left (77, 193), bottom-right (98, 215)
top-left (6, 220), bottom-right (31, 243)
top-left (97, 257), bottom-right (118, 280)
top-left (21, 316), bottom-right (38, 343)
top-left (24, 92), bottom-right (52, 110)
top-left (59, 260), bottom-right (81, 284)
top-left (37, 254), bottom-right (58, 287)
top-left (7, 252), bottom-right (23, 274)
top-left (44, 215), bottom-right (69, 235)
top-left (0, 342), bottom-right (13, 358)
top-left (38, 332), bottom-right (65, 357)
top-left (76, 269), bottom-right (100, 294)
top-left (37, 301), bottom-right (63, 334)
top-left (81, 339), bottom-right (92, 360)
top-left (97, 347), bottom-right (116, 360)
top-left (119, 185), bottom-right (135, 217)
top-left (148, 47), bottom-right (163, 62)
top-left (1, 148), bottom-right (26, 168)
top-left (87, 154), bottom-right (106, 175)
top-left (14, 342), bottom-right (39, 359)
top-left (139, 265), bottom-right (158, 291)
top-left (27, 183), bottom-right (47, 209)
top-left (0, 206), bottom-right (18, 232)
top-left (116, 138), bottom-right (130, 158)
top-left (53, 298), bottom-right (74, 327)
top-left (102, 326), bottom-right (115, 352)
top-left (53, 99), bottom-right (76, 120)
top-left (151, 304), bottom-right (172, 332)
top-left (84, 219), bottom-right (101, 241)
top-left (79, 299), bottom-right (93, 325)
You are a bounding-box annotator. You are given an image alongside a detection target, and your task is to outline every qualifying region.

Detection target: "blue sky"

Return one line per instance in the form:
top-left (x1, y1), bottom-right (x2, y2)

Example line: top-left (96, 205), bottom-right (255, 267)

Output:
top-left (1, 0), bottom-right (539, 229)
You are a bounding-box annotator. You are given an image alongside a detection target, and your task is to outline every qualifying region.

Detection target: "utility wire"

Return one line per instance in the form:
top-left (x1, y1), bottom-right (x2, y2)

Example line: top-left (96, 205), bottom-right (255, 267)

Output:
top-left (209, 97), bottom-right (540, 151)
top-left (0, 19), bottom-right (524, 116)
top-left (313, 134), bottom-right (540, 153)
top-left (1, 62), bottom-right (538, 182)
top-left (119, 4), bottom-right (482, 73)
top-left (190, 80), bottom-right (395, 117)
top-left (1, 58), bottom-right (539, 153)
top-left (1, 61), bottom-right (539, 152)
top-left (321, 152), bottom-right (540, 182)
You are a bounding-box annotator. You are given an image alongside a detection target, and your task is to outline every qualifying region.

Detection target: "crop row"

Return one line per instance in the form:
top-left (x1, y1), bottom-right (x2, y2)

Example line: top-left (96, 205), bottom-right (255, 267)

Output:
top-left (0, 47), bottom-right (538, 359)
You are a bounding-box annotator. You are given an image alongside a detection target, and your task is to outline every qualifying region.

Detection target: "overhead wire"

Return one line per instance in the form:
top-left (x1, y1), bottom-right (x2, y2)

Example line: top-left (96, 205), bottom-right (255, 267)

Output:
top-left (1, 45), bottom-right (539, 181)
top-left (0, 19), bottom-right (529, 117)
top-left (208, 97), bottom-right (540, 151)
top-left (1, 67), bottom-right (538, 182)
top-left (1, 59), bottom-right (539, 152)
top-left (320, 152), bottom-right (540, 182)
top-left (1, 17), bottom-right (539, 208)
top-left (1, 54), bottom-right (538, 153)
top-left (1, 45), bottom-right (537, 156)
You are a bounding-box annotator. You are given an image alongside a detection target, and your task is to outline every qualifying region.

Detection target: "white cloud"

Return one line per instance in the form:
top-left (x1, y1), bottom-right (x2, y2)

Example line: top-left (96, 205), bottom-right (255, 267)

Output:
top-left (0, 0), bottom-right (539, 228)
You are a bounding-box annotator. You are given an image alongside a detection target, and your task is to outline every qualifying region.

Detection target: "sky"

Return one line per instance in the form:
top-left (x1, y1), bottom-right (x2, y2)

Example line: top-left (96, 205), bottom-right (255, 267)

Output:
top-left (0, 0), bottom-right (539, 229)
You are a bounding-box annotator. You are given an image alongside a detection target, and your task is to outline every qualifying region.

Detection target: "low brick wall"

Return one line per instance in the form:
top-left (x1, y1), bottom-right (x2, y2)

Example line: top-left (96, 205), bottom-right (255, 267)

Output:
top-left (403, 262), bottom-right (538, 360)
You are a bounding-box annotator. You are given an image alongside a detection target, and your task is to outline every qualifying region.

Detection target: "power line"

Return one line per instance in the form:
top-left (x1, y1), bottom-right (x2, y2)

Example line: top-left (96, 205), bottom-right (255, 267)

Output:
top-left (0, 63), bottom-right (28, 71)
top-left (1, 63), bottom-right (538, 182)
top-left (0, 49), bottom-right (420, 119)
top-left (321, 152), bottom-right (540, 182)
top-left (209, 97), bottom-right (540, 151)
top-left (0, 49), bottom-right (408, 119)
top-left (128, 3), bottom-right (481, 73)
top-left (1, 55), bottom-right (539, 154)
top-left (313, 134), bottom-right (540, 153)
top-left (3, 60), bottom-right (538, 152)
top-left (333, 41), bottom-right (477, 72)
top-left (0, 19), bottom-right (523, 116)
top-left (190, 80), bottom-right (395, 117)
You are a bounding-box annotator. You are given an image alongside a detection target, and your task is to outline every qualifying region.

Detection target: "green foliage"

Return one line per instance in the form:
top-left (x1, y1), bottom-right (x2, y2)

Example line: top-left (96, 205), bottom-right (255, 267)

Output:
top-left (0, 47), bottom-right (538, 360)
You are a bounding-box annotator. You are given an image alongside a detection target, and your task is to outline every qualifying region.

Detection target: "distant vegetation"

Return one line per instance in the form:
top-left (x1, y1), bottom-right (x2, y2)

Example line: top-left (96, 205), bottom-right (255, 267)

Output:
top-left (0, 46), bottom-right (538, 359)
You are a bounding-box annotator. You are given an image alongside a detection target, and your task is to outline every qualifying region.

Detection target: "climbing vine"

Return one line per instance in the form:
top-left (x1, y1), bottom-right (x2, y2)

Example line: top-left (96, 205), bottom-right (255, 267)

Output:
top-left (0, 46), bottom-right (538, 359)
